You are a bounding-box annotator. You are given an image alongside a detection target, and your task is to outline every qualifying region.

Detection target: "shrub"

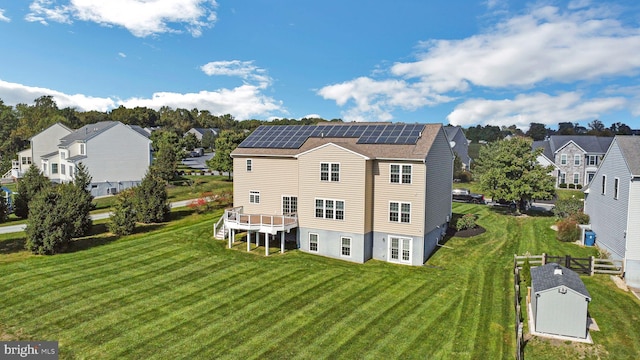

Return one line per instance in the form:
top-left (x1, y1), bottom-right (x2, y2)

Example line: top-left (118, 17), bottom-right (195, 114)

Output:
top-left (556, 218), bottom-right (580, 242)
top-left (576, 184), bottom-right (583, 189)
top-left (457, 171), bottom-right (473, 183)
top-left (456, 213), bottom-right (477, 231)
top-left (569, 211), bottom-right (590, 225)
top-left (568, 183), bottom-right (576, 189)
top-left (109, 189), bottom-right (136, 236)
top-left (559, 183), bottom-right (568, 189)
top-left (521, 258), bottom-right (532, 288)
top-left (188, 198), bottom-right (209, 214)
top-left (553, 197), bottom-right (584, 220)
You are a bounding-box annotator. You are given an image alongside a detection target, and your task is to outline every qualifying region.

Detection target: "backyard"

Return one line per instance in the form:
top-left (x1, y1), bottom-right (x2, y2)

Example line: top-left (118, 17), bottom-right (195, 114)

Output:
top-left (0, 202), bottom-right (638, 359)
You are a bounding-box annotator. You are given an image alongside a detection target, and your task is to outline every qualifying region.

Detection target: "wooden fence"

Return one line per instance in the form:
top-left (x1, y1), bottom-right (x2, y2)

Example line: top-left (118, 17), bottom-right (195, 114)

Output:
top-left (514, 254), bottom-right (623, 276)
top-left (513, 266), bottom-right (525, 360)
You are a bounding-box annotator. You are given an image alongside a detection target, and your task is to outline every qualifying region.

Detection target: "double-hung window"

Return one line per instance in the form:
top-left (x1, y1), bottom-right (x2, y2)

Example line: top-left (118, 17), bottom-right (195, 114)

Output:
top-left (52, 163), bottom-right (59, 174)
top-left (389, 201), bottom-right (411, 223)
top-left (320, 163), bottom-right (340, 182)
top-left (80, 144), bottom-right (85, 155)
top-left (282, 196), bottom-right (298, 214)
top-left (341, 237), bottom-right (351, 257)
top-left (560, 154), bottom-right (567, 165)
top-left (573, 173), bottom-right (580, 185)
top-left (315, 198), bottom-right (345, 220)
top-left (390, 164), bottom-right (412, 184)
top-left (574, 154), bottom-right (581, 166)
top-left (588, 155), bottom-right (597, 166)
top-left (246, 159), bottom-right (252, 172)
top-left (614, 178), bottom-right (619, 200)
top-left (249, 190), bottom-right (260, 204)
top-left (309, 233), bottom-right (318, 252)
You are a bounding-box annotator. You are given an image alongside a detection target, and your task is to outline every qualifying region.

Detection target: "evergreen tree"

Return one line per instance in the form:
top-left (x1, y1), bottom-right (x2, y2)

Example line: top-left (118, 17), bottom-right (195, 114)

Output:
top-left (0, 196), bottom-right (7, 223)
top-left (108, 188), bottom-right (136, 235)
top-left (14, 165), bottom-right (51, 218)
top-left (134, 171), bottom-right (170, 223)
top-left (475, 137), bottom-right (556, 212)
top-left (25, 187), bottom-right (71, 254)
top-left (151, 131), bottom-right (180, 183)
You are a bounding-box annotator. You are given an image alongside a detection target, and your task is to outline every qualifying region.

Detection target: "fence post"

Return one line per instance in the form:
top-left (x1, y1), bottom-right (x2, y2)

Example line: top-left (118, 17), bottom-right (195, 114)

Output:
top-left (542, 253), bottom-right (546, 265)
top-left (591, 256), bottom-right (595, 276)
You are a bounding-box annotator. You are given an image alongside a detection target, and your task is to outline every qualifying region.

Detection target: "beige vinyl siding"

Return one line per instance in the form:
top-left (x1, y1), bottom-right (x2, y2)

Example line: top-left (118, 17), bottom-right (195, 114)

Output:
top-left (233, 156), bottom-right (299, 215)
top-left (297, 144), bottom-right (367, 234)
top-left (373, 160), bottom-right (425, 236)
top-left (425, 128), bottom-right (454, 231)
top-left (364, 161), bottom-right (374, 232)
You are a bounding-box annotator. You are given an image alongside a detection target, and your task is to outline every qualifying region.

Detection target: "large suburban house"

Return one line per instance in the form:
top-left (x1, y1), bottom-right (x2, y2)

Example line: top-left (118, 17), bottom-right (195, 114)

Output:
top-left (14, 121), bottom-right (152, 196)
top-left (444, 125), bottom-right (471, 170)
top-left (220, 122), bottom-right (454, 266)
top-left (584, 136), bottom-right (640, 288)
top-left (532, 136), bottom-right (613, 188)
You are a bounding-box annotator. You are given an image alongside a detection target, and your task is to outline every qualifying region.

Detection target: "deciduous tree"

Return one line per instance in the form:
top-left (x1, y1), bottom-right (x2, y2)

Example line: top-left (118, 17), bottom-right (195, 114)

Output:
top-left (475, 137), bottom-right (555, 212)
top-left (206, 130), bottom-right (247, 179)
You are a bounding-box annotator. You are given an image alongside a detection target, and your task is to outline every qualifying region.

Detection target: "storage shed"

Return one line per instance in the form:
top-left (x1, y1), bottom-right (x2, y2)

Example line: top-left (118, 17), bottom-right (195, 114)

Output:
top-left (530, 263), bottom-right (591, 339)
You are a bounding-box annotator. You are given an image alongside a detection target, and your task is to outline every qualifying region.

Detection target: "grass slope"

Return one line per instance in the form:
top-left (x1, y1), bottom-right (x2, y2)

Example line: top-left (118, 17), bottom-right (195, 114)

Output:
top-left (0, 204), bottom-right (638, 359)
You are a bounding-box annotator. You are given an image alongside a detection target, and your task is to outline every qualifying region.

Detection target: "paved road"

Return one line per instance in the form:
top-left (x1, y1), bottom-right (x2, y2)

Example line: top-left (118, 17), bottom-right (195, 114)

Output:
top-left (0, 199), bottom-right (203, 235)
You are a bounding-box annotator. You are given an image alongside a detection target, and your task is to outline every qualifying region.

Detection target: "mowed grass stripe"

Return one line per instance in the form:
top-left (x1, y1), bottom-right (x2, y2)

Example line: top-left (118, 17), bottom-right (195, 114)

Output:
top-left (214, 273), bottom-right (392, 360)
top-left (157, 269), bottom-right (354, 360)
top-left (98, 265), bottom-right (298, 358)
top-left (28, 255), bottom-right (231, 335)
top-left (1, 243), bottom-right (190, 311)
top-left (73, 260), bottom-right (261, 349)
top-left (0, 233), bottom-right (183, 288)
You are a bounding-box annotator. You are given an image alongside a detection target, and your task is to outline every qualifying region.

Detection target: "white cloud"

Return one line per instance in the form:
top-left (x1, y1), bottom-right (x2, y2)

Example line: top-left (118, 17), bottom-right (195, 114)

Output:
top-left (0, 9), bottom-right (10, 22)
top-left (318, 3), bottom-right (640, 123)
top-left (200, 60), bottom-right (272, 88)
top-left (0, 79), bottom-right (284, 119)
top-left (25, 0), bottom-right (218, 37)
top-left (118, 52), bottom-right (126, 58)
top-left (447, 92), bottom-right (626, 129)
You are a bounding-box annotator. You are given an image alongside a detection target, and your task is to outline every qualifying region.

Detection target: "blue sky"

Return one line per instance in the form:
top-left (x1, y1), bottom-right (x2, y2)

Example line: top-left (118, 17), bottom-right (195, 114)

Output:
top-left (1, 0), bottom-right (640, 130)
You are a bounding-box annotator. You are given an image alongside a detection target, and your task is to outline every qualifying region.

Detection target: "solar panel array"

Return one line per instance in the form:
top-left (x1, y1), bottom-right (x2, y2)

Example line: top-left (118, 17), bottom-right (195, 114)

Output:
top-left (238, 124), bottom-right (425, 149)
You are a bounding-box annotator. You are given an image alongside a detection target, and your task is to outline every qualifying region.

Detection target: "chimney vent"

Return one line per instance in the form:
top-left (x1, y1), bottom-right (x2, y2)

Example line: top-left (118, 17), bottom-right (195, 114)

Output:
top-left (553, 265), bottom-right (563, 276)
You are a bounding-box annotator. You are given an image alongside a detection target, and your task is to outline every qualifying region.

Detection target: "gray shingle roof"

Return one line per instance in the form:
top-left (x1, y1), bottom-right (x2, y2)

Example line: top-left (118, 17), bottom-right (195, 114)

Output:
top-left (59, 121), bottom-right (119, 145)
top-left (616, 136), bottom-right (640, 176)
top-left (533, 136), bottom-right (613, 159)
top-left (531, 263), bottom-right (591, 299)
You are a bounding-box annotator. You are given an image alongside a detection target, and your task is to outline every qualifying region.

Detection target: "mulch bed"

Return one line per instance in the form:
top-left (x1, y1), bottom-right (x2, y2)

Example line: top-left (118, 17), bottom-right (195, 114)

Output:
top-left (446, 225), bottom-right (487, 238)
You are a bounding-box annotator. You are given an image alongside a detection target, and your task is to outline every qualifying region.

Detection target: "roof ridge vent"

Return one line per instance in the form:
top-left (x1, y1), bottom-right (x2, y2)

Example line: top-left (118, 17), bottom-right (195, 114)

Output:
top-left (553, 265), bottom-right (563, 275)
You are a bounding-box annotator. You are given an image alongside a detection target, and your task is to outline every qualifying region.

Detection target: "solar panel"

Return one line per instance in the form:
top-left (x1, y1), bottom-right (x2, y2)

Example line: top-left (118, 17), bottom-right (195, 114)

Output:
top-left (238, 123), bottom-right (425, 148)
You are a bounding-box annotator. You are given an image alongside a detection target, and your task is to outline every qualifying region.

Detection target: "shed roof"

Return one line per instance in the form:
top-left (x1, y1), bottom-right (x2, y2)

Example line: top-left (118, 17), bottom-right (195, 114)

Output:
top-left (531, 263), bottom-right (591, 299)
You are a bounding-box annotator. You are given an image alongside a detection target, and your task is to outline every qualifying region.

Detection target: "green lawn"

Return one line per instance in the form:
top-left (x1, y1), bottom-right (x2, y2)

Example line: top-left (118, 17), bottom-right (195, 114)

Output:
top-left (0, 204), bottom-right (638, 359)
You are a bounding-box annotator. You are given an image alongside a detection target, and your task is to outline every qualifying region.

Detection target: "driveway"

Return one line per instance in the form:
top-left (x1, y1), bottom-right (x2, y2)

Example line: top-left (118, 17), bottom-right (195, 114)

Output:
top-left (181, 153), bottom-right (214, 170)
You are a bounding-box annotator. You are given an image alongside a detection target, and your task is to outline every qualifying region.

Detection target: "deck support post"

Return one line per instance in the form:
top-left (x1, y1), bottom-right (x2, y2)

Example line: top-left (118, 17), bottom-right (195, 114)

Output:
top-left (247, 231), bottom-right (251, 252)
top-left (228, 228), bottom-right (232, 248)
top-left (266, 234), bottom-right (270, 256)
top-left (281, 231), bottom-right (285, 254)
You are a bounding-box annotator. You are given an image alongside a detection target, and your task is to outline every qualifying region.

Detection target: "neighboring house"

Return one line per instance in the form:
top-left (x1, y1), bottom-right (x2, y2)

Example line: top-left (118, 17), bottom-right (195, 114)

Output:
top-left (185, 127), bottom-right (219, 141)
top-left (444, 125), bottom-right (471, 170)
top-left (583, 136), bottom-right (640, 287)
top-left (221, 122), bottom-right (454, 266)
top-left (14, 123), bottom-right (73, 178)
top-left (17, 121), bottom-right (152, 197)
top-left (530, 263), bottom-right (591, 340)
top-left (532, 136), bottom-right (613, 188)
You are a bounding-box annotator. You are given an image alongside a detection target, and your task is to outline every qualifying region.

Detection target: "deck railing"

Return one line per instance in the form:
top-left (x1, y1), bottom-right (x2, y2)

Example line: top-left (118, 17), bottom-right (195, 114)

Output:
top-left (223, 208), bottom-right (298, 234)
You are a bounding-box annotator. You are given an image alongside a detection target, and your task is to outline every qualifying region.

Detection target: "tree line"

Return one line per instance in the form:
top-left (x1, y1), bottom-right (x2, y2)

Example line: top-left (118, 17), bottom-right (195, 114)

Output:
top-left (0, 96), bottom-right (337, 175)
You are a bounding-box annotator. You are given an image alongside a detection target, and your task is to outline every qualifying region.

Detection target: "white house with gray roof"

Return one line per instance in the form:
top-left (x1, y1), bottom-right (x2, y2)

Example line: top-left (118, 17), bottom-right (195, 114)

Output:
top-left (219, 123), bottom-right (454, 266)
top-left (584, 136), bottom-right (640, 288)
top-left (12, 123), bottom-right (73, 179)
top-left (532, 136), bottom-right (613, 188)
top-left (19, 121), bottom-right (152, 197)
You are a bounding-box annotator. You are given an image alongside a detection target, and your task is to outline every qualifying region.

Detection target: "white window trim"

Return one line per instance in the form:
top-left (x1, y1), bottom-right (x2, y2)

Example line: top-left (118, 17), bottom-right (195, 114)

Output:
top-left (614, 177), bottom-right (619, 200)
top-left (560, 154), bottom-right (567, 165)
top-left (340, 237), bottom-right (352, 258)
top-left (282, 195), bottom-right (298, 215)
top-left (249, 190), bottom-right (260, 204)
top-left (80, 143), bottom-right (85, 155)
top-left (390, 164), bottom-right (413, 184)
top-left (588, 155), bottom-right (597, 166)
top-left (309, 233), bottom-right (319, 253)
top-left (388, 235), bottom-right (412, 264)
top-left (389, 201), bottom-right (411, 224)
top-left (559, 172), bottom-right (566, 185)
top-left (601, 175), bottom-right (607, 195)
top-left (320, 162), bottom-right (340, 182)
top-left (574, 154), bottom-right (581, 166)
top-left (246, 159), bottom-right (253, 172)
top-left (314, 198), bottom-right (345, 220)
top-left (573, 173), bottom-right (580, 184)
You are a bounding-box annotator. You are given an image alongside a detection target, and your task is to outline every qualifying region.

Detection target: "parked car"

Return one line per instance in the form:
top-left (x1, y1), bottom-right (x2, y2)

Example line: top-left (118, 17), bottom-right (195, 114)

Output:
top-left (452, 188), bottom-right (485, 204)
